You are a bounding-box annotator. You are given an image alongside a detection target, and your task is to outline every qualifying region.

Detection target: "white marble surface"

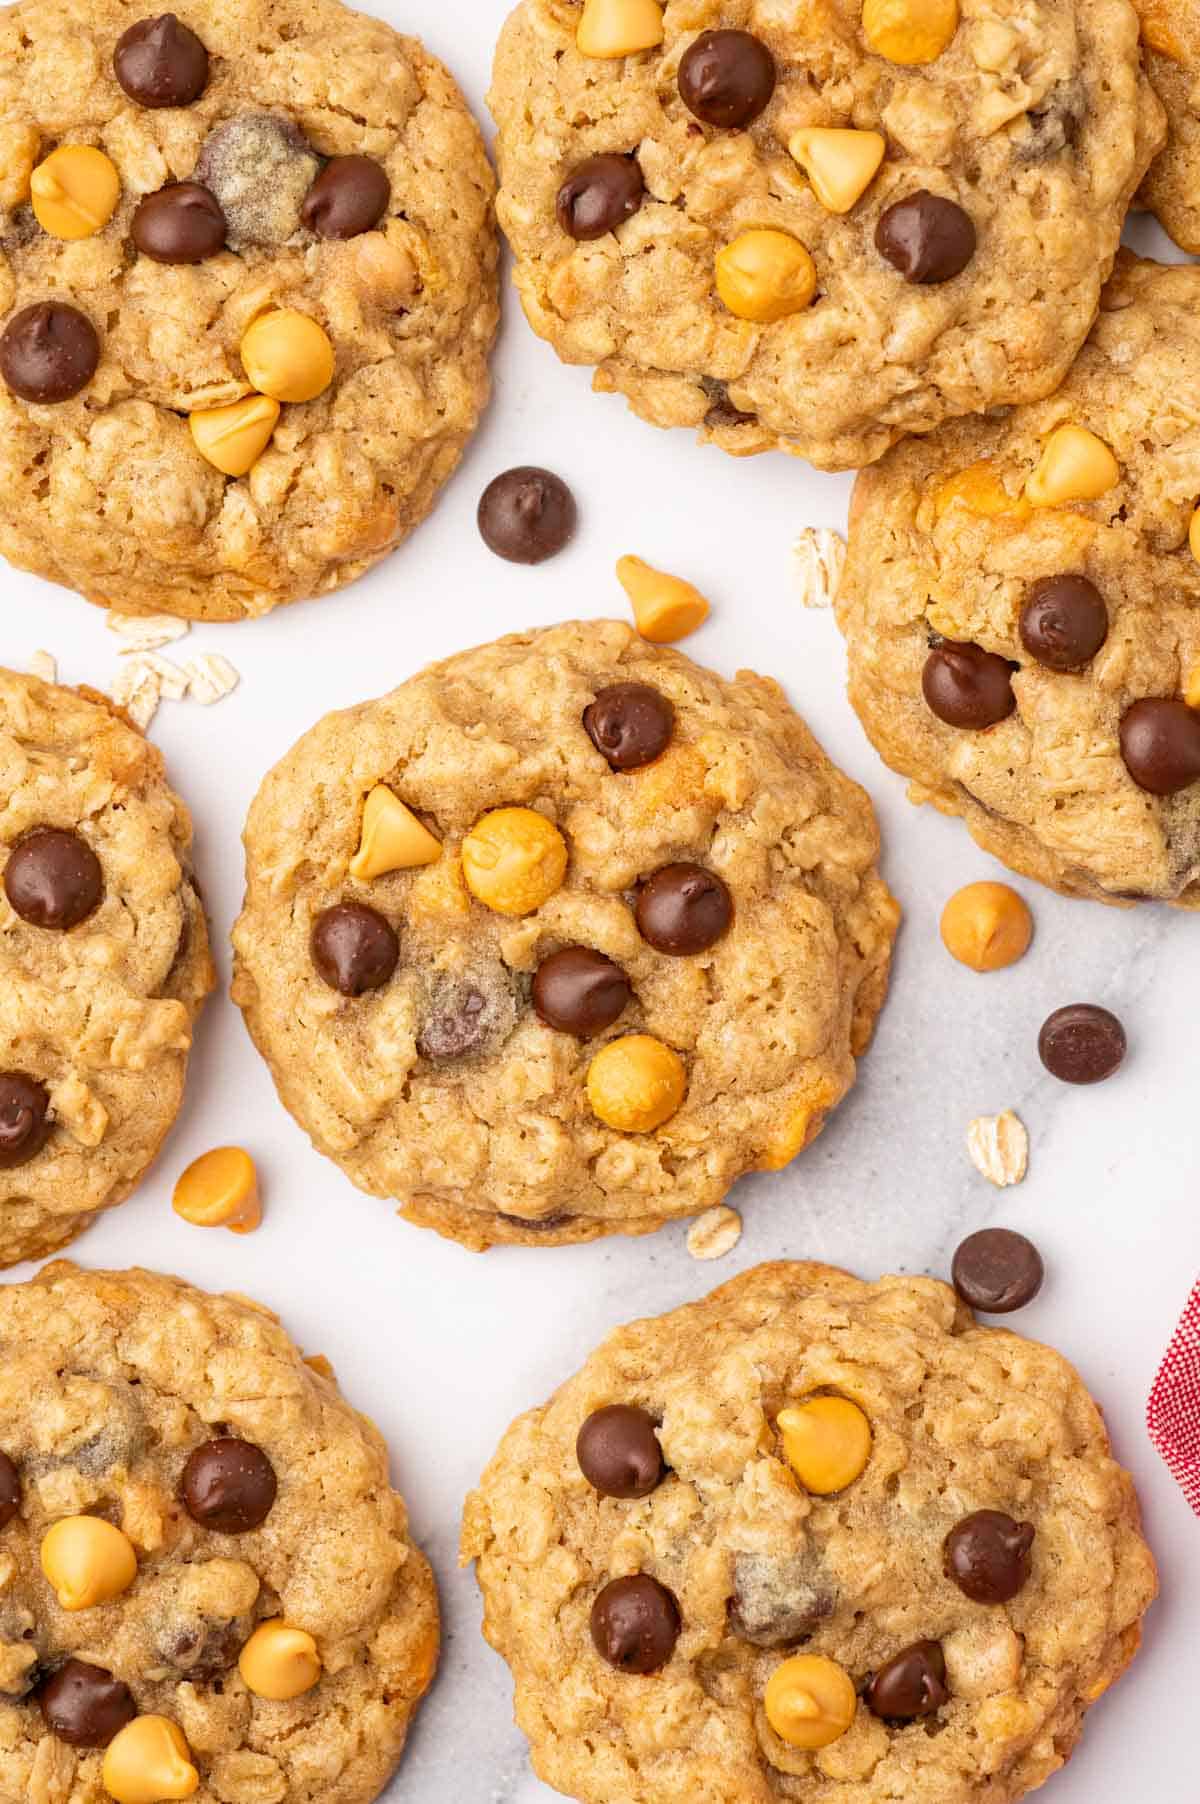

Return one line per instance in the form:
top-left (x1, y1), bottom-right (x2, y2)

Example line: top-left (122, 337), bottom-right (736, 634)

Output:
top-left (4, 6), bottom-right (1199, 1799)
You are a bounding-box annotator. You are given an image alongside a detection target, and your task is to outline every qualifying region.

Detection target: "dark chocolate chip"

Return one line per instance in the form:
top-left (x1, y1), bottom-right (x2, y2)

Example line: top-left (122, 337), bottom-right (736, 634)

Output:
top-left (876, 192), bottom-right (976, 284)
top-left (0, 1451), bottom-right (20, 1527)
top-left (310, 903), bottom-right (399, 996)
top-left (952, 1228), bottom-right (1044, 1314)
top-left (477, 467), bottom-right (577, 564)
top-left (1038, 1003), bottom-right (1126, 1085)
top-left (4, 828), bottom-right (103, 929)
top-left (1119, 698), bottom-right (1200, 795)
top-left (131, 181), bottom-right (226, 263)
top-left (635, 863), bottom-right (732, 955)
top-left (556, 154), bottom-right (645, 242)
top-left (163, 1617), bottom-right (246, 1680)
top-left (867, 1641), bottom-right (949, 1720)
top-left (38, 1660), bottom-right (136, 1748)
top-left (532, 948), bottom-right (632, 1036)
top-left (0, 302), bottom-right (100, 404)
top-left (944, 1509), bottom-right (1034, 1604)
top-left (677, 29), bottom-right (776, 129)
top-left (113, 13), bottom-right (209, 107)
top-left (702, 378), bottom-right (756, 429)
top-left (1019, 574), bottom-right (1108, 672)
top-left (577, 1405), bottom-right (664, 1499)
top-left (590, 1574), bottom-right (680, 1673)
top-left (0, 1072), bottom-right (51, 1170)
top-left (583, 682), bottom-right (675, 771)
top-left (180, 1437), bottom-right (277, 1533)
top-left (302, 155), bottom-right (391, 239)
top-left (922, 640), bottom-right (1016, 729)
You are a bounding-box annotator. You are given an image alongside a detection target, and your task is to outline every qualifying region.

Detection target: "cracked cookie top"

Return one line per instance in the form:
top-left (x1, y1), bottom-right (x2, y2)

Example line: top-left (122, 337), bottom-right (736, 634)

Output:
top-left (231, 621), bottom-right (899, 1249)
top-left (0, 0), bottom-right (497, 619)
top-left (0, 1262), bottom-right (438, 1803)
top-left (488, 0), bottom-right (1163, 471)
top-left (0, 667), bottom-right (212, 1268)
top-left (462, 1260), bottom-right (1156, 1804)
top-left (836, 254), bottom-right (1200, 906)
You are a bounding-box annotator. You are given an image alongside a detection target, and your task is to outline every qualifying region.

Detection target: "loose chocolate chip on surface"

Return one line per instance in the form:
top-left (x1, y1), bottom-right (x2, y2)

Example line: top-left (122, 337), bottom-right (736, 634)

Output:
top-left (39, 1660), bottom-right (136, 1748)
top-left (302, 155), bottom-right (391, 239)
top-left (922, 640), bottom-right (1016, 729)
top-left (114, 13), bottom-right (209, 107)
top-left (310, 902), bottom-right (399, 996)
top-left (1019, 575), bottom-right (1108, 672)
top-left (636, 863), bottom-right (732, 955)
top-left (1038, 1003), bottom-right (1126, 1085)
top-left (533, 948), bottom-right (632, 1036)
top-left (4, 828), bottom-right (103, 929)
top-left (556, 154), bottom-right (645, 242)
top-left (952, 1228), bottom-right (1044, 1314)
top-left (477, 467), bottom-right (577, 564)
top-left (181, 1437), bottom-right (277, 1533)
top-left (867, 1641), bottom-right (949, 1720)
top-left (0, 1451), bottom-right (20, 1526)
top-left (944, 1510), bottom-right (1034, 1604)
top-left (876, 192), bottom-right (977, 284)
top-left (0, 303), bottom-right (100, 404)
top-left (678, 29), bottom-right (777, 129)
top-left (583, 682), bottom-right (675, 771)
top-left (577, 1405), bottom-right (664, 1499)
top-left (1119, 698), bottom-right (1200, 795)
top-left (590, 1574), bottom-right (680, 1673)
top-left (131, 181), bottom-right (226, 263)
top-left (0, 1072), bottom-right (51, 1170)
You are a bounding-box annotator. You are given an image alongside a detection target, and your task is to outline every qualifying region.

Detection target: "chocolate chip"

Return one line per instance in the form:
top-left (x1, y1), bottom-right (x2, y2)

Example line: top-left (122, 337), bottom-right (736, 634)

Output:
top-left (577, 1405), bottom-right (664, 1499)
top-left (922, 640), bottom-right (1016, 729)
top-left (163, 1618), bottom-right (246, 1680)
top-left (310, 902), bottom-right (399, 996)
top-left (590, 1574), bottom-right (680, 1673)
top-left (556, 154), bottom-right (645, 242)
top-left (532, 948), bottom-right (632, 1037)
top-left (1038, 1003), bottom-right (1126, 1085)
top-left (38, 1660), bottom-right (136, 1748)
top-left (952, 1229), bottom-right (1044, 1314)
top-left (0, 1452), bottom-right (20, 1527)
top-left (302, 155), bottom-right (391, 239)
top-left (0, 1072), bottom-right (51, 1170)
top-left (131, 181), bottom-right (226, 263)
top-left (4, 828), bottom-right (103, 929)
top-left (113, 13), bottom-right (209, 107)
top-left (636, 863), bottom-right (732, 955)
top-left (729, 1552), bottom-right (835, 1647)
top-left (1119, 698), bottom-right (1200, 795)
top-left (944, 1510), bottom-right (1034, 1605)
top-left (876, 192), bottom-right (977, 284)
top-left (477, 467), bottom-right (577, 564)
top-left (866, 1641), bottom-right (949, 1720)
top-left (677, 30), bottom-right (776, 128)
top-left (1019, 575), bottom-right (1108, 672)
top-left (0, 302), bottom-right (100, 404)
top-left (195, 115), bottom-right (320, 247)
top-left (583, 682), bottom-right (675, 771)
top-left (181, 1438), bottom-right (277, 1533)
top-left (701, 378), bottom-right (756, 429)
top-left (417, 969), bottom-right (517, 1062)
top-left (418, 987), bottom-right (487, 1059)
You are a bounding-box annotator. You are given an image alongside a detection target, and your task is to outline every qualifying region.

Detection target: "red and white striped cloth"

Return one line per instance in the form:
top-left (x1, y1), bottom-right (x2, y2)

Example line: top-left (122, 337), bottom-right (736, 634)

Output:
top-left (1148, 1279), bottom-right (1200, 1514)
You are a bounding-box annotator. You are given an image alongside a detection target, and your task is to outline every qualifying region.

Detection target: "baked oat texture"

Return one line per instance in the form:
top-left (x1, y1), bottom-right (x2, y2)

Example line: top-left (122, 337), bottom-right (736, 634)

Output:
top-left (836, 254), bottom-right (1200, 905)
top-left (0, 668), bottom-right (212, 1268)
top-left (0, 0), bottom-right (497, 620)
top-left (1134, 1), bottom-right (1200, 250)
top-left (0, 1261), bottom-right (439, 1803)
top-left (231, 620), bottom-right (899, 1249)
top-left (488, 0), bottom-right (1164, 472)
top-left (463, 1259), bottom-right (1158, 1804)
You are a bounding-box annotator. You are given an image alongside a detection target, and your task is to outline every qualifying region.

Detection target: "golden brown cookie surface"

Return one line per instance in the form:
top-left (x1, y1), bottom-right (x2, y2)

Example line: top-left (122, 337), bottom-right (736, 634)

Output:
top-left (1134, 1), bottom-right (1200, 250)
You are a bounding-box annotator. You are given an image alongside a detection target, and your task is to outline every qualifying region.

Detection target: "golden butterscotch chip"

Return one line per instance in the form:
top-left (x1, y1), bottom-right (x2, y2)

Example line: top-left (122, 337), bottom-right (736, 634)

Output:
top-left (189, 394), bottom-right (280, 477)
top-left (788, 128), bottom-right (885, 215)
top-left (41, 1514), bottom-right (138, 1610)
top-left (586, 1034), bottom-right (686, 1133)
top-left (777, 1396), bottom-right (872, 1495)
top-left (30, 143), bottom-right (120, 239)
top-left (238, 1620), bottom-right (322, 1700)
top-left (765, 1653), bottom-right (858, 1749)
top-left (173, 1145), bottom-right (262, 1232)
top-left (1025, 425), bottom-right (1120, 508)
top-left (576, 0), bottom-right (663, 58)
top-left (240, 308), bottom-right (335, 404)
top-left (934, 462), bottom-right (1031, 522)
top-left (461, 807), bottom-right (568, 916)
top-left (350, 784), bottom-right (441, 879)
top-left (862, 0), bottom-right (959, 66)
top-left (102, 1716), bottom-right (199, 1803)
top-left (617, 555), bottom-right (711, 643)
top-left (715, 230), bottom-right (816, 325)
top-left (940, 882), bottom-right (1033, 972)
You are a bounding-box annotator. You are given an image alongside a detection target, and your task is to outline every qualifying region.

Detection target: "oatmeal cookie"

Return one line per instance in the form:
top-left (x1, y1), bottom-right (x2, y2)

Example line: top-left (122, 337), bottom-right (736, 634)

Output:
top-left (0, 667), bottom-right (212, 1268)
top-left (836, 255), bottom-right (1200, 905)
top-left (488, 0), bottom-right (1163, 472)
top-left (231, 621), bottom-right (899, 1249)
top-left (0, 0), bottom-right (497, 620)
top-left (0, 1261), bottom-right (438, 1803)
top-left (1134, 1), bottom-right (1200, 250)
top-left (462, 1259), bottom-right (1157, 1804)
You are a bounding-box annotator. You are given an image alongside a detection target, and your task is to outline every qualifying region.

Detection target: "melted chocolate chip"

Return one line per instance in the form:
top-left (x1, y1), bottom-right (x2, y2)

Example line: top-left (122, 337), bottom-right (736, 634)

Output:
top-left (38, 1660), bottom-right (136, 1748)
top-left (1038, 1003), bottom-right (1126, 1085)
top-left (532, 948), bottom-right (632, 1036)
top-left (1019, 575), bottom-right (1108, 672)
top-left (556, 155), bottom-right (645, 242)
top-left (1119, 698), bottom-right (1200, 795)
top-left (876, 192), bottom-right (976, 284)
top-left (590, 1574), bottom-right (680, 1673)
top-left (114, 13), bottom-right (209, 107)
top-left (0, 1452), bottom-right (20, 1527)
top-left (164, 1617), bottom-right (246, 1680)
top-left (477, 467), bottom-right (577, 564)
top-left (677, 30), bottom-right (776, 129)
top-left (636, 863), bottom-right (732, 955)
top-left (131, 181), bottom-right (226, 263)
top-left (583, 682), bottom-right (675, 771)
top-left (729, 1552), bottom-right (835, 1647)
top-left (181, 1437), bottom-right (277, 1533)
top-left (867, 1641), bottom-right (949, 1720)
top-left (577, 1405), bottom-right (664, 1499)
top-left (922, 640), bottom-right (1016, 729)
top-left (952, 1229), bottom-right (1044, 1314)
top-left (0, 1072), bottom-right (51, 1170)
top-left (194, 114), bottom-right (320, 247)
top-left (944, 1510), bottom-right (1034, 1605)
top-left (4, 828), bottom-right (103, 929)
top-left (310, 902), bottom-right (399, 996)
top-left (302, 155), bottom-right (391, 239)
top-left (0, 303), bottom-right (100, 404)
